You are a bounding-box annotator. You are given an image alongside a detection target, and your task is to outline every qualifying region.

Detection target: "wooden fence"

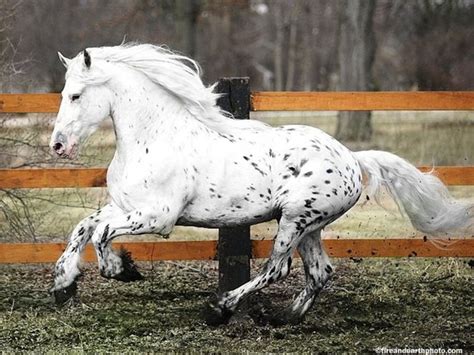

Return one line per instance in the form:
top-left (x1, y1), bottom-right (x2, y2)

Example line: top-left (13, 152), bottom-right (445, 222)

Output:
top-left (0, 84), bottom-right (473, 291)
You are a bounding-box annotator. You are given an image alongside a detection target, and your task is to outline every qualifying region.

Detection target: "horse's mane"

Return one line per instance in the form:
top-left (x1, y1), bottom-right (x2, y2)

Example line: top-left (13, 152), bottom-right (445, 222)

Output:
top-left (69, 43), bottom-right (268, 134)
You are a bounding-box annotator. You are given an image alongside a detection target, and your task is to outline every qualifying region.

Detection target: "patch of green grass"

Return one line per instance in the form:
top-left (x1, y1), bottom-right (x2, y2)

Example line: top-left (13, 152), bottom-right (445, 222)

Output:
top-left (1, 258), bottom-right (472, 352)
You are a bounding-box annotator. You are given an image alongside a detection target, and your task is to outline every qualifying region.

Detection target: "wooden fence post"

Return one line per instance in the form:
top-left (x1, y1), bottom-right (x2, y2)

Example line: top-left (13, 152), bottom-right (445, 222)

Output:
top-left (216, 77), bottom-right (252, 293)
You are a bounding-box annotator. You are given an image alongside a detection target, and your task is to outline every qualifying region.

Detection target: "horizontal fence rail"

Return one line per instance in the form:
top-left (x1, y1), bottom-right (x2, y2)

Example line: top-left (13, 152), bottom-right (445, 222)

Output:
top-left (1, 92), bottom-right (474, 113)
top-left (251, 91), bottom-right (474, 111)
top-left (0, 93), bottom-right (61, 113)
top-left (0, 166), bottom-right (472, 188)
top-left (0, 238), bottom-right (472, 264)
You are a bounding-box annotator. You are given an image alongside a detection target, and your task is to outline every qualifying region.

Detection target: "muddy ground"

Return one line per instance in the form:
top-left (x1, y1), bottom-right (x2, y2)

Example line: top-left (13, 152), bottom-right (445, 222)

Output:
top-left (1, 258), bottom-right (472, 353)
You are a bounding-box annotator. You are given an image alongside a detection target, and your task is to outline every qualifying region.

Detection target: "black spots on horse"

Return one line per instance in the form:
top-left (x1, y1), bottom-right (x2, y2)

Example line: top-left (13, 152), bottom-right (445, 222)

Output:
top-left (312, 209), bottom-right (321, 215)
top-left (366, 195), bottom-right (370, 201)
top-left (248, 185), bottom-right (256, 191)
top-left (304, 199), bottom-right (312, 208)
top-left (78, 227), bottom-right (85, 236)
top-left (83, 49), bottom-right (91, 68)
top-left (283, 154), bottom-right (290, 161)
top-left (282, 174), bottom-right (290, 179)
top-left (327, 169), bottom-right (333, 174)
top-left (251, 162), bottom-right (266, 176)
top-left (287, 256), bottom-right (293, 270)
top-left (254, 214), bottom-right (263, 219)
top-left (300, 158), bottom-right (308, 167)
top-left (218, 133), bottom-right (236, 143)
top-left (243, 156), bottom-right (250, 161)
top-left (325, 265), bottom-right (333, 274)
top-left (269, 149), bottom-right (275, 158)
top-left (162, 206), bottom-right (170, 213)
top-left (267, 188), bottom-right (272, 195)
top-left (145, 148), bottom-right (149, 154)
top-left (332, 188), bottom-right (338, 196)
top-left (281, 189), bottom-right (289, 195)
top-left (209, 188), bottom-right (215, 193)
top-left (303, 171), bottom-right (313, 177)
top-left (288, 165), bottom-right (300, 177)
top-left (100, 224), bottom-right (110, 244)
top-left (324, 180), bottom-right (331, 184)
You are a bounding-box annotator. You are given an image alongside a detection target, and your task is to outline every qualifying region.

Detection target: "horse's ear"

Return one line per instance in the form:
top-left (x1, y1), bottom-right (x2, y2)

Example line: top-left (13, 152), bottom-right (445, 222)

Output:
top-left (57, 52), bottom-right (71, 69)
top-left (83, 49), bottom-right (91, 69)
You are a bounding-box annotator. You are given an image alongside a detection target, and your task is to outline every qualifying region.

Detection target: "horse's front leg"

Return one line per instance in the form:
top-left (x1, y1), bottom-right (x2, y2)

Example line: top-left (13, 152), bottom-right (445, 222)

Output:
top-left (50, 203), bottom-right (116, 304)
top-left (90, 207), bottom-right (178, 281)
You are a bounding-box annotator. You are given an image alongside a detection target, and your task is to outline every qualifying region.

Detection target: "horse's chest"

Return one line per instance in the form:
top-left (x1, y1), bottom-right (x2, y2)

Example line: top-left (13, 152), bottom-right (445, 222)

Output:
top-left (106, 159), bottom-right (156, 211)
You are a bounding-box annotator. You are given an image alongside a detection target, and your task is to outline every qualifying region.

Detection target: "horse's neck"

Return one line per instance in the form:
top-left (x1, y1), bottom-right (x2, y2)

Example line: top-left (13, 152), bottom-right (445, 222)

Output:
top-left (109, 76), bottom-right (196, 158)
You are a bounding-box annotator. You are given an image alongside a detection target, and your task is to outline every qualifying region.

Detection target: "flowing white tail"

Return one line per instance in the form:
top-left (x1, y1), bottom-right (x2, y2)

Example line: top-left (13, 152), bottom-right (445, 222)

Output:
top-left (355, 150), bottom-right (474, 236)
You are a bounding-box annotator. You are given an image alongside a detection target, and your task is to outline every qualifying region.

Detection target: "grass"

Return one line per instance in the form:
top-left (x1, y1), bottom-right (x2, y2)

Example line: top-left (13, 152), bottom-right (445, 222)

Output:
top-left (1, 258), bottom-right (472, 352)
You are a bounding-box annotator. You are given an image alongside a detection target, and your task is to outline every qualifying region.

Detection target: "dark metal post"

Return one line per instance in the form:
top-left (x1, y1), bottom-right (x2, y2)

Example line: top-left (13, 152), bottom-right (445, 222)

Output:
top-left (216, 77), bottom-right (252, 293)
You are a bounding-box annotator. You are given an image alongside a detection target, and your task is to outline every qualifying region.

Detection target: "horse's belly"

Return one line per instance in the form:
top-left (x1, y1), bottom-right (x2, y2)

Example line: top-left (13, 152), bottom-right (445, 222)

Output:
top-left (177, 202), bottom-right (274, 228)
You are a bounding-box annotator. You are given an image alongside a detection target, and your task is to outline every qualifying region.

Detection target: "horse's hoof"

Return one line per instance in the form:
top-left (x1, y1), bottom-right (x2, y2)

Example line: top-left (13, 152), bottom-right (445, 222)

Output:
top-left (52, 281), bottom-right (78, 306)
top-left (112, 248), bottom-right (144, 282)
top-left (203, 297), bottom-right (233, 326)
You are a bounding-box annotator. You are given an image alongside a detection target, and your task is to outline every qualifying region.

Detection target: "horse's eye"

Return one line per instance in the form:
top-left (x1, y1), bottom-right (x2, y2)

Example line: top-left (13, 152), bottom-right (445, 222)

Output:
top-left (71, 94), bottom-right (81, 101)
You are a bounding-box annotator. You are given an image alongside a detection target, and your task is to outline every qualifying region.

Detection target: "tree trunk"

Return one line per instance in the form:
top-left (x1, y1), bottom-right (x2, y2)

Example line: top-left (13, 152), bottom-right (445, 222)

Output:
top-left (273, 4), bottom-right (284, 91)
top-left (335, 0), bottom-right (376, 142)
top-left (175, 0), bottom-right (201, 57)
top-left (285, 3), bottom-right (300, 91)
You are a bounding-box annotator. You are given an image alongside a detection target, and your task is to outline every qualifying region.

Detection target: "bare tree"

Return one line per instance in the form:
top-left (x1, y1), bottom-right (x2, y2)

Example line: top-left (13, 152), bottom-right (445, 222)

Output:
top-left (335, 0), bottom-right (376, 142)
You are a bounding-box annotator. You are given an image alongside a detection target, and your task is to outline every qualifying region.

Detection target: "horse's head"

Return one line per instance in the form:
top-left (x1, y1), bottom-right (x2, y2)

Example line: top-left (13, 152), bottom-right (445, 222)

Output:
top-left (50, 49), bottom-right (111, 159)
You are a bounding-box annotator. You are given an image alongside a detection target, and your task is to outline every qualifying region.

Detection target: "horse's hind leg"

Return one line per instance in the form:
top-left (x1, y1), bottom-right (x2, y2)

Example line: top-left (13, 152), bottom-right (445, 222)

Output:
top-left (205, 217), bottom-right (305, 326)
top-left (270, 229), bottom-right (333, 325)
top-left (50, 204), bottom-right (116, 304)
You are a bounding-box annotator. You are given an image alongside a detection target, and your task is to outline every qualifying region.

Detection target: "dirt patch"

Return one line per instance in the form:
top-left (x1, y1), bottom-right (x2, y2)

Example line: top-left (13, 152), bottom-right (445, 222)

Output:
top-left (1, 258), bottom-right (472, 353)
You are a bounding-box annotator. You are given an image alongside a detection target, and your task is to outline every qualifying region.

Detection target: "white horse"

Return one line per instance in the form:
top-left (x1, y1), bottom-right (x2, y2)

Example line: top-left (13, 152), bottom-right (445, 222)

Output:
top-left (50, 44), bottom-right (473, 325)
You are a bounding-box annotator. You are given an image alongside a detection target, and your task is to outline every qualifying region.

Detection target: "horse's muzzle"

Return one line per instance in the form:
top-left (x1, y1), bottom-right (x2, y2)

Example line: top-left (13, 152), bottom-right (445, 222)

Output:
top-left (53, 142), bottom-right (66, 155)
top-left (50, 132), bottom-right (77, 159)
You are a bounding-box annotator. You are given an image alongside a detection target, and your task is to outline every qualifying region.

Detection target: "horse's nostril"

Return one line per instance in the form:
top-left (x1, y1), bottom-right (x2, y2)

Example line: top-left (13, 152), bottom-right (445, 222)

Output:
top-left (53, 142), bottom-right (64, 152)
